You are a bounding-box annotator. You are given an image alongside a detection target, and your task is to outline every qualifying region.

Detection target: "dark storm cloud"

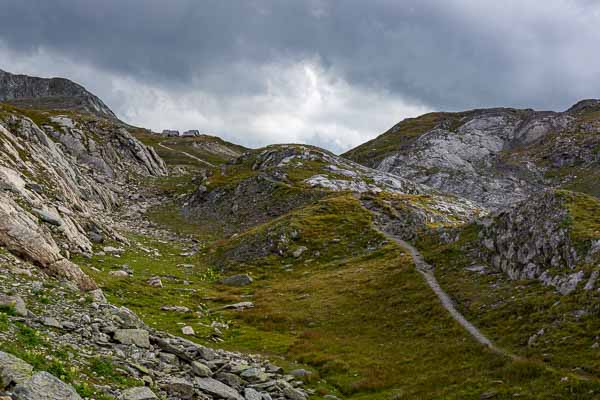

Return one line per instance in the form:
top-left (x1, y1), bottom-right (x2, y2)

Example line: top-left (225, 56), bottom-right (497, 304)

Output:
top-left (1, 0), bottom-right (599, 151)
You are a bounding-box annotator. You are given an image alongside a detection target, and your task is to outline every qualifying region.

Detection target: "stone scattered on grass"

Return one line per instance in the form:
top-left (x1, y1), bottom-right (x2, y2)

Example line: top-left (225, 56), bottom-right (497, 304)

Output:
top-left (181, 325), bottom-right (195, 336)
top-left (220, 274), bottom-right (253, 287)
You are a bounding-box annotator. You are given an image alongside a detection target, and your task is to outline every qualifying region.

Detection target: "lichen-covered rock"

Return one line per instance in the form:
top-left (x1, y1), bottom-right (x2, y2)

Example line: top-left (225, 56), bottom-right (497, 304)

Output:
top-left (13, 371), bottom-right (82, 400)
top-left (119, 386), bottom-right (158, 400)
top-left (477, 190), bottom-right (600, 294)
top-left (0, 351), bottom-right (33, 389)
top-left (113, 329), bottom-right (150, 348)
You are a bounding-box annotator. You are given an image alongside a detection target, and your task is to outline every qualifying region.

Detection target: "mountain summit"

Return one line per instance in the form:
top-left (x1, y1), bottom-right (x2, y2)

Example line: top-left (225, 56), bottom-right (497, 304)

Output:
top-left (0, 69), bottom-right (117, 119)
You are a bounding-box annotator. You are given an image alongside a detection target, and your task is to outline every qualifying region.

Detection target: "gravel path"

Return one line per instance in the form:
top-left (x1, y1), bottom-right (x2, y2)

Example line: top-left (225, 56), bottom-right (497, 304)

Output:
top-left (386, 232), bottom-right (499, 350)
top-left (158, 141), bottom-right (216, 167)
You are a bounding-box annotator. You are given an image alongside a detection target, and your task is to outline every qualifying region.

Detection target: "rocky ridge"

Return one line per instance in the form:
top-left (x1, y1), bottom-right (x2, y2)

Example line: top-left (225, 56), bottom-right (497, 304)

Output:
top-left (0, 69), bottom-right (117, 119)
top-left (344, 102), bottom-right (600, 208)
top-left (0, 104), bottom-right (165, 289)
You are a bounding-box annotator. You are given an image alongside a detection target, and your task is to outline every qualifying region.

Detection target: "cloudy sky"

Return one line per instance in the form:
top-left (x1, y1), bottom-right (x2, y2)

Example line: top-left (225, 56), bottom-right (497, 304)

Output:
top-left (1, 0), bottom-right (599, 153)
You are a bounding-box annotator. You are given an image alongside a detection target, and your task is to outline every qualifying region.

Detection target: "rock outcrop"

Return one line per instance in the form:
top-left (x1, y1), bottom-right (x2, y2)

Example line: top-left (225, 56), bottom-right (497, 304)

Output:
top-left (0, 69), bottom-right (117, 119)
top-left (477, 190), bottom-right (600, 294)
top-left (0, 102), bottom-right (166, 288)
top-left (344, 102), bottom-right (600, 208)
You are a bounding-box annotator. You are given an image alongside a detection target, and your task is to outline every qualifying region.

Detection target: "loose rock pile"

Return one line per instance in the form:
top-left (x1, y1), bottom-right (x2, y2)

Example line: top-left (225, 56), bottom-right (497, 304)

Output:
top-left (0, 255), bottom-right (310, 400)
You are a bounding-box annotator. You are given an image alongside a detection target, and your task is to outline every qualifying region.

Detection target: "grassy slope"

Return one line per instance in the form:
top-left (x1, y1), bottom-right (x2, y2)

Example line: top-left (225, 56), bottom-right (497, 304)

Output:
top-left (74, 184), bottom-right (600, 399)
top-left (417, 192), bottom-right (600, 388)
top-left (133, 130), bottom-right (248, 168)
top-left (341, 112), bottom-right (447, 167)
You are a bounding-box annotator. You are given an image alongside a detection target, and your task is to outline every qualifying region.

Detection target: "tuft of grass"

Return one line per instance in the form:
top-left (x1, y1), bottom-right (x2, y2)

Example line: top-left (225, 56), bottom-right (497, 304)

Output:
top-left (0, 313), bottom-right (9, 332)
top-left (0, 304), bottom-right (16, 316)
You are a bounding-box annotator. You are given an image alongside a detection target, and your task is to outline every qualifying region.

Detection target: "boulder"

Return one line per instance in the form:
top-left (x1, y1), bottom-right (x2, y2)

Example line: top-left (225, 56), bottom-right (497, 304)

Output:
top-left (167, 377), bottom-right (194, 400)
top-left (244, 388), bottom-right (263, 400)
top-left (114, 329), bottom-right (150, 348)
top-left (32, 208), bottom-right (63, 226)
top-left (219, 302), bottom-right (254, 311)
top-left (292, 246), bottom-right (308, 258)
top-left (289, 369), bottom-right (312, 378)
top-left (41, 316), bottom-right (63, 329)
top-left (191, 361), bottom-right (212, 377)
top-left (194, 377), bottom-right (243, 400)
top-left (283, 387), bottom-right (307, 400)
top-left (0, 352), bottom-right (33, 389)
top-left (214, 372), bottom-right (243, 391)
top-left (240, 367), bottom-right (268, 382)
top-left (161, 305), bottom-right (190, 313)
top-left (220, 274), bottom-right (253, 287)
top-left (90, 288), bottom-right (108, 303)
top-left (13, 371), bottom-right (81, 400)
top-left (103, 246), bottom-right (124, 255)
top-left (119, 387), bottom-right (158, 400)
top-left (0, 294), bottom-right (27, 316)
top-left (147, 276), bottom-right (163, 288)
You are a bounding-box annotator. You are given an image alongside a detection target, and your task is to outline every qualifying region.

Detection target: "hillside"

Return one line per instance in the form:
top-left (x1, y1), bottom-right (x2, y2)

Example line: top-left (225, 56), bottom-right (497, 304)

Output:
top-left (2, 70), bottom-right (600, 400)
top-left (417, 189), bottom-right (600, 382)
top-left (343, 101), bottom-right (600, 208)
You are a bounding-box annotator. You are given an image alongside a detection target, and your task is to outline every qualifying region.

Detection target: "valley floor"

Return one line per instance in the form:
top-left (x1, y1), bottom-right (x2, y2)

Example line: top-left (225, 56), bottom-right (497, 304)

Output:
top-left (69, 169), bottom-right (600, 400)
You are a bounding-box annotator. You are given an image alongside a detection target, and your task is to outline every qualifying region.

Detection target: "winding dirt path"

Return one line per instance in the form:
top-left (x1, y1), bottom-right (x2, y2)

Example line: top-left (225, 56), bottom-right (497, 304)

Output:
top-left (383, 230), bottom-right (500, 351)
top-left (158, 141), bottom-right (216, 167)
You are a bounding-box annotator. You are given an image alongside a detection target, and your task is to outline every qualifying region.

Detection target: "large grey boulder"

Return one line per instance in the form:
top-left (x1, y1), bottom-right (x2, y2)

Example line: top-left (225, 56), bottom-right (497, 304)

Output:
top-left (113, 329), bottom-right (150, 348)
top-left (0, 352), bottom-right (33, 389)
top-left (13, 371), bottom-right (82, 400)
top-left (194, 377), bottom-right (243, 400)
top-left (119, 386), bottom-right (158, 400)
top-left (32, 208), bottom-right (63, 226)
top-left (167, 377), bottom-right (194, 399)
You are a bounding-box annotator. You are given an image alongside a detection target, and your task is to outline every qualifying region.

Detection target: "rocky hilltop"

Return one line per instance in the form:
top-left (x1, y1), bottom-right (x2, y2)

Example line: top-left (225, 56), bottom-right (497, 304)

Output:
top-left (344, 101), bottom-right (600, 208)
top-left (0, 69), bottom-right (117, 119)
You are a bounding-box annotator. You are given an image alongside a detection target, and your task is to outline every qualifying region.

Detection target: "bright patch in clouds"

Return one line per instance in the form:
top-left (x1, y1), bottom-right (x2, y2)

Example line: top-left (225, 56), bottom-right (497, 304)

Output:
top-left (0, 43), bottom-right (428, 153)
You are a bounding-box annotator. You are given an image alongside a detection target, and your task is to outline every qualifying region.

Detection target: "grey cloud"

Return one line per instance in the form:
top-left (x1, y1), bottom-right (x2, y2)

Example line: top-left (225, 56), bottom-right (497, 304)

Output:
top-left (1, 0), bottom-right (600, 151)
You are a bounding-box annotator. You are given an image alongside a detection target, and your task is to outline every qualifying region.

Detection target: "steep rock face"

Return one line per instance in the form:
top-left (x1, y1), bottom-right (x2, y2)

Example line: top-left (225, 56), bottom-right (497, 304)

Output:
top-left (369, 109), bottom-right (571, 208)
top-left (344, 103), bottom-right (600, 208)
top-left (0, 69), bottom-right (116, 119)
top-left (476, 190), bottom-right (600, 294)
top-left (0, 195), bottom-right (96, 290)
top-left (0, 106), bottom-right (166, 288)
